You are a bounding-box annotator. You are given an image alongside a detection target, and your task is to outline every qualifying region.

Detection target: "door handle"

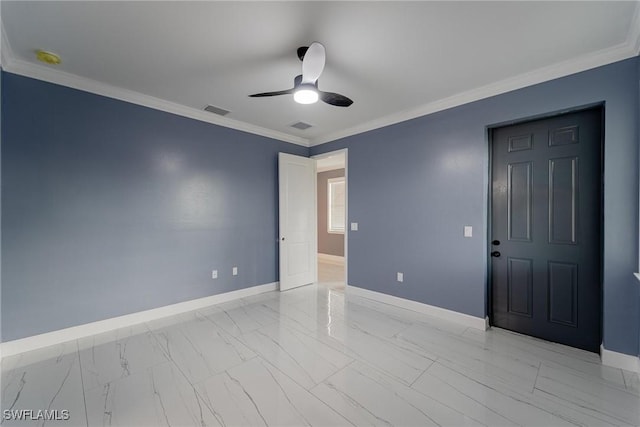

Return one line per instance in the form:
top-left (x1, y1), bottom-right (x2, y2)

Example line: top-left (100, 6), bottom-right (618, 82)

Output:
top-left (281, 237), bottom-right (285, 241)
top-left (491, 251), bottom-right (501, 258)
top-left (492, 240), bottom-right (500, 246)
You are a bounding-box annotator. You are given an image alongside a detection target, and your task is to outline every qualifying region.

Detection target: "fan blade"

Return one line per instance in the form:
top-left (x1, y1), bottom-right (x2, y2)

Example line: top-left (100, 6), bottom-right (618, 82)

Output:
top-left (296, 47), bottom-right (308, 61)
top-left (302, 42), bottom-right (325, 84)
top-left (320, 91), bottom-right (353, 107)
top-left (249, 89), bottom-right (294, 97)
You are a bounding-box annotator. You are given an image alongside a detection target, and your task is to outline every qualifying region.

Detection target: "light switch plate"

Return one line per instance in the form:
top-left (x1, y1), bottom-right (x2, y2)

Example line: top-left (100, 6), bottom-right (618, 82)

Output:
top-left (464, 226), bottom-right (473, 238)
top-left (351, 222), bottom-right (358, 231)
top-left (397, 272), bottom-right (404, 282)
top-left (212, 270), bottom-right (218, 279)
top-left (232, 266), bottom-right (238, 276)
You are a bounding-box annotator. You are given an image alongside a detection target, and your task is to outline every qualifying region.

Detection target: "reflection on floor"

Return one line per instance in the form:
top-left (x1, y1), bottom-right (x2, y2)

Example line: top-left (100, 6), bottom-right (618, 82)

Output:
top-left (318, 259), bottom-right (345, 291)
top-left (2, 282), bottom-right (639, 426)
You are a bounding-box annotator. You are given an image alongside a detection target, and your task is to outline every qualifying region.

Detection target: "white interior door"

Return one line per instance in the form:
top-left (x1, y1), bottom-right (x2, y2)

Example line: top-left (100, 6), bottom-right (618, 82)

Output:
top-left (279, 153), bottom-right (317, 291)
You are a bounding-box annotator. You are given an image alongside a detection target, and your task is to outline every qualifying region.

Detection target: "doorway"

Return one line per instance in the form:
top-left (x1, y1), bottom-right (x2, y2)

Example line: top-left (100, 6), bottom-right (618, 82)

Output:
top-left (314, 150), bottom-right (347, 291)
top-left (489, 107), bottom-right (603, 353)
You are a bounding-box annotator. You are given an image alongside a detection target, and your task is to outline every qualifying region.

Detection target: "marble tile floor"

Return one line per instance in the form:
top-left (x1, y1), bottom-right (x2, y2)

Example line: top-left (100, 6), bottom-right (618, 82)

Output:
top-left (2, 282), bottom-right (639, 426)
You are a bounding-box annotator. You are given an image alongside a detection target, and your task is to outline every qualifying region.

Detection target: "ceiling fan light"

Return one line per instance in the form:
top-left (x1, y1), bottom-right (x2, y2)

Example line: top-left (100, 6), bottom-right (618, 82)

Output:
top-left (293, 86), bottom-right (318, 104)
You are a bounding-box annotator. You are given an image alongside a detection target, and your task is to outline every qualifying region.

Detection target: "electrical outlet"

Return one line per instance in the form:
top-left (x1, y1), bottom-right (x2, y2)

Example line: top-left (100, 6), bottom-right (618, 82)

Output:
top-left (232, 266), bottom-right (238, 276)
top-left (464, 226), bottom-right (473, 238)
top-left (397, 272), bottom-right (404, 283)
top-left (351, 222), bottom-right (358, 231)
top-left (211, 269), bottom-right (218, 279)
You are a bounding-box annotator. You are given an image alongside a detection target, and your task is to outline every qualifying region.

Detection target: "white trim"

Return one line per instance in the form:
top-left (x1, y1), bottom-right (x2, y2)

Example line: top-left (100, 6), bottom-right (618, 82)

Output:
top-left (315, 153), bottom-right (345, 173)
top-left (344, 149), bottom-right (348, 287)
top-left (317, 164), bottom-right (345, 173)
top-left (634, 273), bottom-right (640, 282)
top-left (3, 13), bottom-right (639, 149)
top-left (1, 282), bottom-right (277, 358)
top-left (629, 1), bottom-right (640, 55)
top-left (0, 55), bottom-right (309, 147)
top-left (601, 344), bottom-right (640, 373)
top-left (0, 21), bottom-right (13, 69)
top-left (310, 38), bottom-right (640, 147)
top-left (327, 176), bottom-right (346, 234)
top-left (317, 253), bottom-right (345, 266)
top-left (313, 149), bottom-right (349, 287)
top-left (346, 285), bottom-right (488, 330)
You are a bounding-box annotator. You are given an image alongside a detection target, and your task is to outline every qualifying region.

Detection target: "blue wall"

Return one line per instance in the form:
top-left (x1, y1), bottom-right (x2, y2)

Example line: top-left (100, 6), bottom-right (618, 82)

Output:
top-left (1, 72), bottom-right (308, 341)
top-left (312, 57), bottom-right (640, 357)
top-left (3, 57), bottom-right (639, 356)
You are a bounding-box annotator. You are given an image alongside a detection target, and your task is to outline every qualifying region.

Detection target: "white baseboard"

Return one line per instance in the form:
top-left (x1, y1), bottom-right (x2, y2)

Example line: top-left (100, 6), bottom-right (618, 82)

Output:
top-left (346, 285), bottom-right (488, 330)
top-left (1, 282), bottom-right (278, 358)
top-left (601, 345), bottom-right (640, 372)
top-left (318, 253), bottom-right (345, 265)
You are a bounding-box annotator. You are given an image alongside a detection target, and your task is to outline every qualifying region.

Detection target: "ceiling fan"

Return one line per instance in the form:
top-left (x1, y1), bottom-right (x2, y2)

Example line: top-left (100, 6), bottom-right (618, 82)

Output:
top-left (249, 42), bottom-right (353, 107)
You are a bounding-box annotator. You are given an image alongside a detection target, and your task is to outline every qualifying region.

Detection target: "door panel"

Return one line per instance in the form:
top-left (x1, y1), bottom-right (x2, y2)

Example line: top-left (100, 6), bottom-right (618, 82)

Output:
top-left (548, 157), bottom-right (578, 244)
top-left (491, 108), bottom-right (602, 352)
top-left (507, 257), bottom-right (533, 317)
top-left (508, 161), bottom-right (533, 241)
top-left (548, 261), bottom-right (578, 327)
top-left (279, 153), bottom-right (317, 291)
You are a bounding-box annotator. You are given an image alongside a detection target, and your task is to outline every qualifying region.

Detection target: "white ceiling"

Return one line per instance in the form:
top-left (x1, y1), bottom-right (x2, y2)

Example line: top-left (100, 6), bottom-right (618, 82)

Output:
top-left (2, 1), bottom-right (639, 147)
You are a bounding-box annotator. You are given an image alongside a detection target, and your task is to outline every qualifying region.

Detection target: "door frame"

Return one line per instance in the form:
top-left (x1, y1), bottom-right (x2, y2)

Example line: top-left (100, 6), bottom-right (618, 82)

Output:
top-left (278, 152), bottom-right (318, 291)
top-left (486, 103), bottom-right (605, 348)
top-left (312, 148), bottom-right (349, 287)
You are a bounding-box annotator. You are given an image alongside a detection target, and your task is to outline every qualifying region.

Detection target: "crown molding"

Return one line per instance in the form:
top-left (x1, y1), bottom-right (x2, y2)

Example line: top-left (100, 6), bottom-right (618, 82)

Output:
top-left (0, 17), bottom-right (13, 69)
top-left (310, 20), bottom-right (640, 147)
top-left (630, 1), bottom-right (640, 55)
top-left (3, 2), bottom-right (639, 149)
top-left (0, 42), bottom-right (310, 147)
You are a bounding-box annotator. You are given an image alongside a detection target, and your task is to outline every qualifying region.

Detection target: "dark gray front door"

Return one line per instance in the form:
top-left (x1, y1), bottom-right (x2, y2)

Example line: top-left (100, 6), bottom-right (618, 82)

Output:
top-left (490, 107), bottom-right (602, 352)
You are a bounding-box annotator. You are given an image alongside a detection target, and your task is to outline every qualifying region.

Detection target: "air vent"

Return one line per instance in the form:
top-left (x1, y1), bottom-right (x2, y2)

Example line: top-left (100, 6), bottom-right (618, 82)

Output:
top-left (204, 105), bottom-right (230, 116)
top-left (291, 121), bottom-right (312, 130)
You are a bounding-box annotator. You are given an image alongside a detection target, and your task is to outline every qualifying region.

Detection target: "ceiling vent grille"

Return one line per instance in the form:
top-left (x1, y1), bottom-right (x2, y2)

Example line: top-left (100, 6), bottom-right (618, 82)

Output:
top-left (204, 105), bottom-right (230, 116)
top-left (291, 121), bottom-right (312, 130)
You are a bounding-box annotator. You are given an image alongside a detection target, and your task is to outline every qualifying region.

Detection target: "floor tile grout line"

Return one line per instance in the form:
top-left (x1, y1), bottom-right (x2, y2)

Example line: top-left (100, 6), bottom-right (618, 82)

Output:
top-left (442, 358), bottom-right (638, 426)
top-left (256, 355), bottom-right (359, 427)
top-left (145, 316), bottom-right (264, 390)
top-left (237, 327), bottom-right (351, 393)
top-left (397, 358), bottom-right (505, 427)
top-left (532, 361), bottom-right (541, 393)
top-left (7, 281), bottom-right (639, 426)
top-left (541, 359), bottom-right (637, 396)
top-left (244, 355), bottom-right (320, 393)
top-left (408, 358), bottom-right (437, 388)
top-left (141, 316), bottom-right (265, 421)
top-left (465, 331), bottom-right (618, 381)
top-left (305, 359), bottom-right (362, 427)
top-left (421, 360), bottom-right (540, 426)
top-left (489, 327), bottom-right (602, 363)
top-left (621, 368), bottom-right (629, 389)
top-left (74, 340), bottom-right (89, 427)
top-left (141, 290), bottom-right (356, 396)
top-left (261, 323), bottom-right (353, 373)
top-left (312, 357), bottom-right (358, 389)
top-left (143, 320), bottom-right (204, 388)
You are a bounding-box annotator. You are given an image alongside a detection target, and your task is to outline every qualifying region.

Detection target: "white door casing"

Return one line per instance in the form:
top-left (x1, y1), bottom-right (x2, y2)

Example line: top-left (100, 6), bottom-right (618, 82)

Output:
top-left (279, 153), bottom-right (317, 291)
